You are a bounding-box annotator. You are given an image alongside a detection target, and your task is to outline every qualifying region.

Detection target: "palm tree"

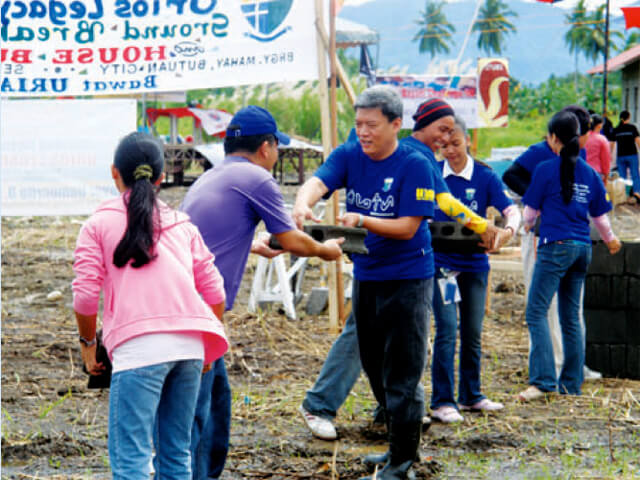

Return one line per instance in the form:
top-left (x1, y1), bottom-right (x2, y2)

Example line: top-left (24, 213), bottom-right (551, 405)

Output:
top-left (472, 0), bottom-right (517, 56)
top-left (582, 5), bottom-right (624, 63)
top-left (623, 31), bottom-right (640, 51)
top-left (564, 0), bottom-right (589, 90)
top-left (413, 0), bottom-right (456, 59)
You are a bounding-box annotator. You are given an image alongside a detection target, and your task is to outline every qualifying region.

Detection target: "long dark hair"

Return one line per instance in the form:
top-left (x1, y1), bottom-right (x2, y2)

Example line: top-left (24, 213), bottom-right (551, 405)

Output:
top-left (112, 132), bottom-right (165, 268)
top-left (548, 111), bottom-right (580, 205)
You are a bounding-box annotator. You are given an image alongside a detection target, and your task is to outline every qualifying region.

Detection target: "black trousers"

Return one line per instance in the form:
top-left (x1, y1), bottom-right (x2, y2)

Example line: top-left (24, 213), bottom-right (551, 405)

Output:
top-left (353, 277), bottom-right (433, 426)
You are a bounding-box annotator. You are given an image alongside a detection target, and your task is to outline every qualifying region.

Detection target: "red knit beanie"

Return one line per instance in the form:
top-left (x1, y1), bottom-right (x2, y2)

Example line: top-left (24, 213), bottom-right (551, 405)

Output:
top-left (412, 99), bottom-right (454, 132)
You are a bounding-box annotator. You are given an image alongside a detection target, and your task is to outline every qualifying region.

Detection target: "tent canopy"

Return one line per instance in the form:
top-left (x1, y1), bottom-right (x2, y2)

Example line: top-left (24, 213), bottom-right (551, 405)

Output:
top-left (146, 107), bottom-right (233, 137)
top-left (336, 17), bottom-right (379, 48)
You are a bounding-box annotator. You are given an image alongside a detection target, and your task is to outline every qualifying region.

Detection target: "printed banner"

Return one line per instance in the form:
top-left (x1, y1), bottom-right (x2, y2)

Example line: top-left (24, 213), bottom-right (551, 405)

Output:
top-left (376, 75), bottom-right (479, 129)
top-left (477, 58), bottom-right (509, 128)
top-left (0, 0), bottom-right (320, 97)
top-left (1, 99), bottom-right (136, 216)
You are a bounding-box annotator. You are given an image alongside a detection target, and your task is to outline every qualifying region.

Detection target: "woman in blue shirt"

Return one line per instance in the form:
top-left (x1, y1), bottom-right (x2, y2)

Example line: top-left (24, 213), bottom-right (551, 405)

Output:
top-left (519, 111), bottom-right (621, 401)
top-left (430, 117), bottom-right (521, 423)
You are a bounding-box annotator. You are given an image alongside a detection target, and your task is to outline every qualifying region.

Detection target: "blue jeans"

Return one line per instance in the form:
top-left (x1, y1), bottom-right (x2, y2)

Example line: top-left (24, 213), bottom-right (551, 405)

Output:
top-left (109, 359), bottom-right (203, 480)
top-left (617, 154), bottom-right (640, 194)
top-left (431, 270), bottom-right (488, 410)
top-left (526, 241), bottom-right (591, 395)
top-left (302, 312), bottom-right (362, 419)
top-left (190, 358), bottom-right (231, 480)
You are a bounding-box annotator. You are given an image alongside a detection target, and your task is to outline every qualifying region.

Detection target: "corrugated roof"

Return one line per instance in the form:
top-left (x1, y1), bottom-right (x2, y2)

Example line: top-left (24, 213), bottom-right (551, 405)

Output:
top-left (588, 44), bottom-right (640, 74)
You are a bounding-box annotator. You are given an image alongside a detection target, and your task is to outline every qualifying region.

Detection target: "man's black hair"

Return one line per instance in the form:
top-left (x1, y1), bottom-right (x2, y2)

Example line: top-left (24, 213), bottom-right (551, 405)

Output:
top-left (223, 129), bottom-right (277, 155)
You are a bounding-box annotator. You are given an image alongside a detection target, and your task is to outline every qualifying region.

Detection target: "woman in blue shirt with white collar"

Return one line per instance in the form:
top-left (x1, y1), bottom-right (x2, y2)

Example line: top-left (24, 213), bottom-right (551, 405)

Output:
top-left (430, 117), bottom-right (521, 423)
top-left (519, 110), bottom-right (621, 402)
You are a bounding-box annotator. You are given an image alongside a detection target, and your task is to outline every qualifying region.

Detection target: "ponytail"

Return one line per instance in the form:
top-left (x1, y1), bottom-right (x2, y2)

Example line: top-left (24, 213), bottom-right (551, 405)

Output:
top-left (548, 111), bottom-right (580, 205)
top-left (559, 136), bottom-right (579, 205)
top-left (111, 132), bottom-right (165, 269)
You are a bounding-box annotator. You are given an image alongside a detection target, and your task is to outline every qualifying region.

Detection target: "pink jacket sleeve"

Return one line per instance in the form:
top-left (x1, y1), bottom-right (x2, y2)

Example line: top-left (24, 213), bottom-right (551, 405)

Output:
top-left (72, 221), bottom-right (106, 316)
top-left (190, 226), bottom-right (226, 307)
top-left (600, 135), bottom-right (611, 177)
top-left (522, 205), bottom-right (540, 230)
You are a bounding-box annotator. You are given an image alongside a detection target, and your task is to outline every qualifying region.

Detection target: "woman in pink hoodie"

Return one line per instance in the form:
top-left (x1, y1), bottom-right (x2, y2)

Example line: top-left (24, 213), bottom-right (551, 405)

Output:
top-left (72, 132), bottom-right (228, 480)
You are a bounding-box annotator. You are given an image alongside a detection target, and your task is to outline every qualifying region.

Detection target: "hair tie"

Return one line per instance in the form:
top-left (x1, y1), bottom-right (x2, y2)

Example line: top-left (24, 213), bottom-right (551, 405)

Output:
top-left (133, 164), bottom-right (153, 181)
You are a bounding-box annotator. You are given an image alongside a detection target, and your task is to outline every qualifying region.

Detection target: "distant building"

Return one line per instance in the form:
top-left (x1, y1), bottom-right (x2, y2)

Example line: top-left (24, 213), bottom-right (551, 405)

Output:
top-left (589, 44), bottom-right (640, 123)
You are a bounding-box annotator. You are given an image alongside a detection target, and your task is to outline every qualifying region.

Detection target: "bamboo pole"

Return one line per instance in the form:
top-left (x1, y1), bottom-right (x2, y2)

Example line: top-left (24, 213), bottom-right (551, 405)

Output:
top-left (315, 0), bottom-right (340, 333)
top-left (329, 1), bottom-right (346, 326)
top-left (315, 20), bottom-right (356, 105)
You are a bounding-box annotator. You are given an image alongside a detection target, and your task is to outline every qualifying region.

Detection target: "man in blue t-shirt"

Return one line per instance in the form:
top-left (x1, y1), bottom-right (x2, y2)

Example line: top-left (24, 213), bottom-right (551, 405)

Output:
top-left (181, 106), bottom-right (343, 480)
top-left (293, 86), bottom-right (435, 480)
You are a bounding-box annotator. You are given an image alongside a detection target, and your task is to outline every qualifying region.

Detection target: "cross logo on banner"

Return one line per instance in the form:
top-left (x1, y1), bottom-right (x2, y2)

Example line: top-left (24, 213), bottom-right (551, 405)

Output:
top-left (241, 0), bottom-right (294, 42)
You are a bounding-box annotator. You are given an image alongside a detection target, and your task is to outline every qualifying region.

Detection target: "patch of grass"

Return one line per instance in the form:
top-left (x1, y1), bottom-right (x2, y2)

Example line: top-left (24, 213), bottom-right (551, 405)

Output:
top-left (39, 389), bottom-right (72, 419)
top-left (475, 116), bottom-right (548, 159)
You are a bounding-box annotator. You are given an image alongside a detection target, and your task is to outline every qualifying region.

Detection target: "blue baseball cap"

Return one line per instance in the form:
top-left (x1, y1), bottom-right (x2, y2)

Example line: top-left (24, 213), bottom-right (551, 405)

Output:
top-left (226, 105), bottom-right (290, 145)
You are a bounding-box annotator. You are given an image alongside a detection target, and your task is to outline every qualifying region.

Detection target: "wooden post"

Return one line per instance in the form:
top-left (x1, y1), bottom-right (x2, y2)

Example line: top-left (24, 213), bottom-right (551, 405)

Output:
top-left (329, 0), bottom-right (346, 326)
top-left (315, 0), bottom-right (340, 333)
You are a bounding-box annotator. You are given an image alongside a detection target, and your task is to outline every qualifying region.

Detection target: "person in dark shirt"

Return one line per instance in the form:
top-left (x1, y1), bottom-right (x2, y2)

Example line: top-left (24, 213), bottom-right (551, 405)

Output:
top-left (612, 110), bottom-right (640, 202)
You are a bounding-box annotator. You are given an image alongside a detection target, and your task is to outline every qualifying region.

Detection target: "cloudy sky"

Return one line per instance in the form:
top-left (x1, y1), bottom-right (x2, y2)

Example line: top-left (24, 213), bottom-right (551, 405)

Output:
top-left (343, 0), bottom-right (639, 16)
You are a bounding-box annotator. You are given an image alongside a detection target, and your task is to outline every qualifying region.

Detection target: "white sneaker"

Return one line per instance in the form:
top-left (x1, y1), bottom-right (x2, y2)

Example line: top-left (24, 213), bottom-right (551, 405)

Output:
top-left (584, 366), bottom-right (602, 381)
top-left (459, 398), bottom-right (504, 412)
top-left (298, 405), bottom-right (337, 440)
top-left (431, 406), bottom-right (464, 423)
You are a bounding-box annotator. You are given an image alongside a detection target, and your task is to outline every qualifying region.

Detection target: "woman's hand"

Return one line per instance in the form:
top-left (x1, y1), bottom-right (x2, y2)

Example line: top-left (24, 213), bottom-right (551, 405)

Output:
top-left (489, 227), bottom-right (513, 252)
top-left (81, 344), bottom-right (105, 376)
top-left (606, 237), bottom-right (622, 255)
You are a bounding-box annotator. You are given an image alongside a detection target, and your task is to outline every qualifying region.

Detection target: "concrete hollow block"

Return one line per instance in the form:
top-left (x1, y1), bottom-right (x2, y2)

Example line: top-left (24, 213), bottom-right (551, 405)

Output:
top-left (429, 221), bottom-right (485, 254)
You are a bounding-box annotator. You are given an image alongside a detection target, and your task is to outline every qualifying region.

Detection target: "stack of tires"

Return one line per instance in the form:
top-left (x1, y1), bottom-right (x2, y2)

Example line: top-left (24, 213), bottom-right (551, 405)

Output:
top-left (584, 241), bottom-right (640, 380)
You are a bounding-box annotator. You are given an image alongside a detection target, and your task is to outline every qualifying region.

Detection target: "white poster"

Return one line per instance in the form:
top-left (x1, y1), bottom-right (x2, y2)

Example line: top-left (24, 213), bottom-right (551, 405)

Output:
top-left (0, 0), bottom-right (319, 97)
top-left (376, 75), bottom-right (479, 129)
top-left (1, 99), bottom-right (136, 216)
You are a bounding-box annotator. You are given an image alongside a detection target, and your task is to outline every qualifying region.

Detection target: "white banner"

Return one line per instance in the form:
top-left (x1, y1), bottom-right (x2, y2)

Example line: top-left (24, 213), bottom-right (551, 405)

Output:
top-left (0, 0), bottom-right (319, 97)
top-left (1, 99), bottom-right (136, 216)
top-left (376, 75), bottom-right (479, 129)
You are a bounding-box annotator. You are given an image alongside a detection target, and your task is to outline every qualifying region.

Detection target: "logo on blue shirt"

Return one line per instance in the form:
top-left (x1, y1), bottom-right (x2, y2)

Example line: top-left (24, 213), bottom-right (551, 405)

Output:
top-left (465, 188), bottom-right (475, 201)
top-left (383, 177), bottom-right (394, 192)
top-left (242, 0), bottom-right (293, 42)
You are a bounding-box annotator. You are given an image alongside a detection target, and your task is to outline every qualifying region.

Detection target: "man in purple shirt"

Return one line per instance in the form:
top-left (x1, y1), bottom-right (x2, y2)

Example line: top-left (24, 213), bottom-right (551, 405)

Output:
top-left (181, 105), bottom-right (343, 480)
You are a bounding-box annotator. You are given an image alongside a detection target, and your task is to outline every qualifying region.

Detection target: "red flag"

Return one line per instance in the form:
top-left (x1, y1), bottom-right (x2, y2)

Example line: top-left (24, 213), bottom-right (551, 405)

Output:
top-left (622, 7), bottom-right (640, 29)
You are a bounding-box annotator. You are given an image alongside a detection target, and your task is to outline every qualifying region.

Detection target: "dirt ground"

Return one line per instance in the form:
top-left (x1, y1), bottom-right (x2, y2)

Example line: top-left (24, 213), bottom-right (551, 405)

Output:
top-left (2, 187), bottom-right (640, 479)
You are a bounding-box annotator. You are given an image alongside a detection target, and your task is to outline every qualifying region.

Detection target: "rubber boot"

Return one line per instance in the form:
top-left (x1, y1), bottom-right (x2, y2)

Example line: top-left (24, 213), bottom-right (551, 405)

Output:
top-left (360, 421), bottom-right (421, 480)
top-left (363, 450), bottom-right (390, 470)
top-left (372, 404), bottom-right (387, 425)
top-left (363, 412), bottom-right (390, 470)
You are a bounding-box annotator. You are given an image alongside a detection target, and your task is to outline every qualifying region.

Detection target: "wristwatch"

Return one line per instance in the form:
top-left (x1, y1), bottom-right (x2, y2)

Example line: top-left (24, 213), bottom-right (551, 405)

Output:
top-left (357, 214), bottom-right (365, 228)
top-left (79, 335), bottom-right (97, 347)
